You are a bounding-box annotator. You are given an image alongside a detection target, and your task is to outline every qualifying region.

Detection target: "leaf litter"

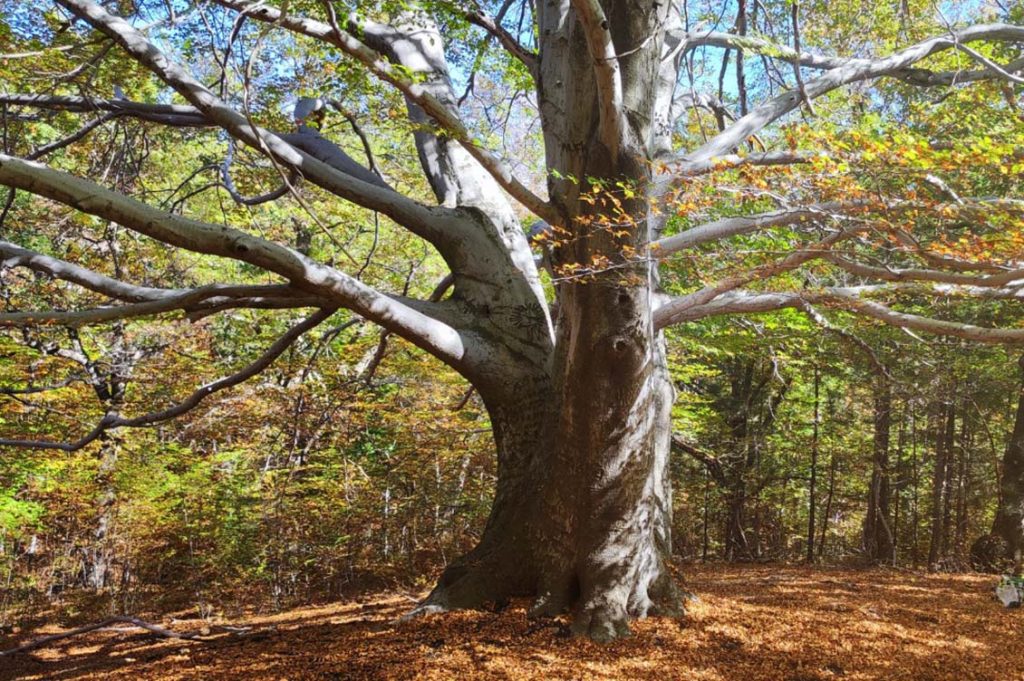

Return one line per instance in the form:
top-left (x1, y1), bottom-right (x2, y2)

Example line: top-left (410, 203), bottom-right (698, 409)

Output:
top-left (2, 564), bottom-right (1022, 680)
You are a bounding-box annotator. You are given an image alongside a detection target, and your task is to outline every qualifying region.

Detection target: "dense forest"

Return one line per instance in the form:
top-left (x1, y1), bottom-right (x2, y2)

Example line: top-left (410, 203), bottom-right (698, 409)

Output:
top-left (1, 0), bottom-right (1024, 673)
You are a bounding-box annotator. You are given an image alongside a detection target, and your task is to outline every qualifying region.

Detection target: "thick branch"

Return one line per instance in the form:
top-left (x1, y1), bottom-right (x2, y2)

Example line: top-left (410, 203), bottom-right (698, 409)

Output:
top-left (466, 8), bottom-right (537, 74)
top-left (657, 287), bottom-right (1024, 344)
top-left (209, 0), bottom-right (559, 225)
top-left (0, 94), bottom-right (209, 127)
top-left (0, 285), bottom-right (322, 327)
top-left (55, 0), bottom-right (456, 246)
top-left (0, 154), bottom-right (469, 368)
top-left (655, 224), bottom-right (860, 319)
top-left (3, 95), bottom-right (391, 212)
top-left (671, 435), bottom-right (726, 484)
top-left (825, 254), bottom-right (1024, 288)
top-left (679, 29), bottom-right (1024, 86)
top-left (570, 0), bottom-right (625, 155)
top-left (1, 239), bottom-right (178, 302)
top-left (651, 201), bottom-right (855, 256)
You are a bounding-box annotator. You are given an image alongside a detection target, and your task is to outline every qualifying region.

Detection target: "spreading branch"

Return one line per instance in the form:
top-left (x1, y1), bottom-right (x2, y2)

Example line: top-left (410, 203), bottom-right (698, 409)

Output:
top-left (54, 0), bottom-right (457, 246)
top-left (0, 285), bottom-right (323, 327)
top-left (1, 239), bottom-right (181, 302)
top-left (466, 7), bottom-right (537, 74)
top-left (0, 154), bottom-right (469, 369)
top-left (651, 202), bottom-right (856, 256)
top-left (657, 287), bottom-right (1024, 344)
top-left (678, 23), bottom-right (1024, 169)
top-left (678, 27), bottom-right (1024, 87)
top-left (208, 0), bottom-right (559, 225)
top-left (0, 307), bottom-right (334, 451)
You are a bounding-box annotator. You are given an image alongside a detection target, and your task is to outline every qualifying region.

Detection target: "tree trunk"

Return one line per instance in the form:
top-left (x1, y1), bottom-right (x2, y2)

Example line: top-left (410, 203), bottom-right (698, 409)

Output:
top-left (412, 370), bottom-right (556, 611)
top-left (941, 399), bottom-right (957, 562)
top-left (954, 413), bottom-right (971, 558)
top-left (863, 373), bottom-right (893, 564)
top-left (892, 402), bottom-right (906, 564)
top-left (910, 407), bottom-right (921, 566)
top-left (380, 0), bottom-right (684, 641)
top-left (83, 434), bottom-right (118, 590)
top-left (928, 391), bottom-right (955, 567)
top-left (818, 450), bottom-right (837, 559)
top-left (723, 484), bottom-right (750, 561)
top-left (806, 365), bottom-right (819, 563)
top-left (702, 471), bottom-right (711, 561)
top-left (991, 356), bottom-right (1024, 573)
top-left (414, 343), bottom-right (682, 641)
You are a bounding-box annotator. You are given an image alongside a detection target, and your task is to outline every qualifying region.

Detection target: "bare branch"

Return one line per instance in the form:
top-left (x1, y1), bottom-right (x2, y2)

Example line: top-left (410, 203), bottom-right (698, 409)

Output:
top-left (208, 0), bottom-right (560, 225)
top-left (657, 287), bottom-right (1024, 344)
top-left (817, 286), bottom-right (1024, 343)
top-left (662, 149), bottom-right (818, 174)
top-left (0, 307), bottom-right (333, 451)
top-left (825, 254), bottom-right (1024, 288)
top-left (0, 616), bottom-right (200, 657)
top-left (0, 94), bottom-right (210, 127)
top-left (1, 239), bottom-right (179, 302)
top-left (671, 435), bottom-right (725, 484)
top-left (0, 284), bottom-right (323, 327)
top-left (220, 139), bottom-right (294, 206)
top-left (651, 201), bottom-right (856, 256)
top-left (2, 94), bottom-right (391, 211)
top-left (799, 303), bottom-right (890, 379)
top-left (655, 224), bottom-right (858, 319)
top-left (678, 28), bottom-right (1024, 86)
top-left (681, 23), bottom-right (1024, 167)
top-left (466, 7), bottom-right (537, 74)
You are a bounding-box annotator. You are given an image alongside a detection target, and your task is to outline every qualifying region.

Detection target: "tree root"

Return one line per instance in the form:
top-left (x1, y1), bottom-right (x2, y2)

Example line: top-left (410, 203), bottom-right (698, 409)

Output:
top-left (571, 600), bottom-right (633, 642)
top-left (401, 560), bottom-right (516, 622)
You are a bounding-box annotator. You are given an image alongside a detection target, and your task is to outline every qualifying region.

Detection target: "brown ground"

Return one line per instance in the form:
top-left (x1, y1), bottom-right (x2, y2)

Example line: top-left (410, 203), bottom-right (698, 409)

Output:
top-left (2, 564), bottom-right (1022, 681)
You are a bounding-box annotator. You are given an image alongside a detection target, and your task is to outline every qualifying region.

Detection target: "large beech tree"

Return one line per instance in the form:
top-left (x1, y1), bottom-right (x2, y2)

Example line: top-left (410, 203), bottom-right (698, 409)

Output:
top-left (2, 0), bottom-right (1024, 639)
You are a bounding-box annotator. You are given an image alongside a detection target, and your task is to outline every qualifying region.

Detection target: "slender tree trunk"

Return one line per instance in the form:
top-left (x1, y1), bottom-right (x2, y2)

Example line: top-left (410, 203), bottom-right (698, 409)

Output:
top-left (911, 407), bottom-right (920, 566)
top-left (929, 389), bottom-right (955, 567)
top-left (941, 400), bottom-right (957, 561)
top-left (954, 413), bottom-right (971, 558)
top-left (807, 365), bottom-right (819, 563)
top-left (735, 0), bottom-right (748, 116)
top-left (818, 450), bottom-right (837, 559)
top-left (702, 470), bottom-right (710, 562)
top-left (863, 373), bottom-right (893, 564)
top-left (892, 401), bottom-right (906, 565)
top-left (84, 434), bottom-right (118, 590)
top-left (724, 484), bottom-right (749, 561)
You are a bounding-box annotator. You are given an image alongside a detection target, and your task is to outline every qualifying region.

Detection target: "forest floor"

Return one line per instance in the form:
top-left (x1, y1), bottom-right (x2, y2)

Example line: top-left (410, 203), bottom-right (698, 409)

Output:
top-left (2, 563), bottom-right (1022, 681)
